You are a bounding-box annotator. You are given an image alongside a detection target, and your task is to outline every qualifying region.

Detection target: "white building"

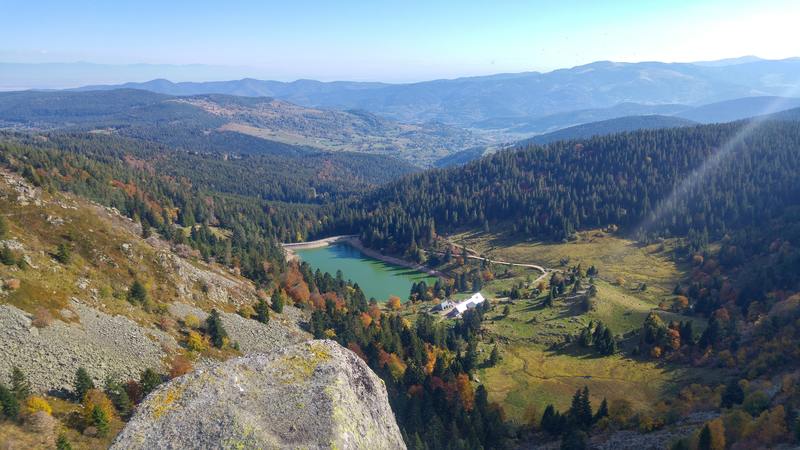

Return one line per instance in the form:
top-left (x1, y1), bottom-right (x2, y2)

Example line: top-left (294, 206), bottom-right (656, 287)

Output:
top-left (447, 292), bottom-right (486, 318)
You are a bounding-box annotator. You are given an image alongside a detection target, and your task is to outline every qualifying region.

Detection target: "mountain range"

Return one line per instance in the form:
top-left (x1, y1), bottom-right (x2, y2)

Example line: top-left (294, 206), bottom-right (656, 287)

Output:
top-left (70, 58), bottom-right (800, 126)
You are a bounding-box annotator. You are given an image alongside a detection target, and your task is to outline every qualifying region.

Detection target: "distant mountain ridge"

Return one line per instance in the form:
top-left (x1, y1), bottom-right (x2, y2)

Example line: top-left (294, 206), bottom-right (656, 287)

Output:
top-left (69, 58), bottom-right (800, 126)
top-left (0, 89), bottom-right (486, 166)
top-left (523, 115), bottom-right (697, 145)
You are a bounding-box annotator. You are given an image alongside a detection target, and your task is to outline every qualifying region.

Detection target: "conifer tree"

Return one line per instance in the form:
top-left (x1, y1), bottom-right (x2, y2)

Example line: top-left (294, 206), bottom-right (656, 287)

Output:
top-left (56, 434), bottom-right (72, 450)
top-left (10, 367), bottom-right (30, 400)
top-left (272, 289), bottom-right (285, 313)
top-left (255, 297), bottom-right (270, 324)
top-left (0, 382), bottom-right (20, 420)
top-left (91, 405), bottom-right (110, 436)
top-left (128, 279), bottom-right (147, 303)
top-left (74, 367), bottom-right (95, 401)
top-left (206, 309), bottom-right (228, 348)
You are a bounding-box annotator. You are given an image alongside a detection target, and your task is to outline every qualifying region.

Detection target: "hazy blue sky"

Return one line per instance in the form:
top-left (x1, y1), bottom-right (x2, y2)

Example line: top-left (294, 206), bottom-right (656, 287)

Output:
top-left (2, 0), bottom-right (799, 82)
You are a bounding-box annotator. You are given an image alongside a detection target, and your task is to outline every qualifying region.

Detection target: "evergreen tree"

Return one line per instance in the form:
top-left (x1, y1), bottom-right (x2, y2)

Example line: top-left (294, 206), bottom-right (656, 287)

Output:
top-left (0, 245), bottom-right (14, 266)
top-left (105, 377), bottom-right (132, 418)
top-left (128, 280), bottom-right (147, 303)
top-left (720, 379), bottom-right (744, 408)
top-left (272, 289), bottom-right (285, 313)
top-left (10, 367), bottom-right (30, 400)
top-left (0, 382), bottom-right (20, 420)
top-left (91, 405), bottom-right (110, 436)
top-left (561, 429), bottom-right (588, 450)
top-left (206, 309), bottom-right (228, 348)
top-left (140, 368), bottom-right (163, 396)
top-left (594, 398), bottom-right (609, 423)
top-left (74, 367), bottom-right (95, 401)
top-left (56, 434), bottom-right (73, 450)
top-left (55, 243), bottom-right (71, 264)
top-left (569, 387), bottom-right (592, 429)
top-left (488, 345), bottom-right (500, 367)
top-left (255, 297), bottom-right (270, 324)
top-left (698, 424), bottom-right (712, 450)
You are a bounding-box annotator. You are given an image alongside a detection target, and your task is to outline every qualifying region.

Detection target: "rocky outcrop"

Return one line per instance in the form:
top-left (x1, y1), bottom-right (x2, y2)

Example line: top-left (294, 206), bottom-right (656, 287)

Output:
top-left (112, 340), bottom-right (406, 450)
top-left (0, 300), bottom-right (176, 393)
top-left (167, 302), bottom-right (310, 354)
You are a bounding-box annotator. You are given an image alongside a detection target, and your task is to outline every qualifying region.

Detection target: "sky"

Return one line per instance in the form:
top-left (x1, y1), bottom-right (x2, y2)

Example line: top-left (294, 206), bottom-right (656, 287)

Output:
top-left (1, 0), bottom-right (799, 85)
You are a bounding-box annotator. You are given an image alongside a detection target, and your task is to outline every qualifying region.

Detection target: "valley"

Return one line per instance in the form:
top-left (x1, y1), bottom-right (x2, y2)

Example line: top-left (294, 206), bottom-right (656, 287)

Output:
top-left (1, 53), bottom-right (800, 450)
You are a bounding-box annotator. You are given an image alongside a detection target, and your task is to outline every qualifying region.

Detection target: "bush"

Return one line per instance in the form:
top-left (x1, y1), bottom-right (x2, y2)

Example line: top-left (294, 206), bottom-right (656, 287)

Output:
top-left (169, 355), bottom-right (193, 379)
top-left (186, 330), bottom-right (208, 352)
top-left (140, 369), bottom-right (163, 396)
top-left (24, 396), bottom-right (52, 416)
top-left (31, 307), bottom-right (54, 328)
top-left (184, 314), bottom-right (201, 329)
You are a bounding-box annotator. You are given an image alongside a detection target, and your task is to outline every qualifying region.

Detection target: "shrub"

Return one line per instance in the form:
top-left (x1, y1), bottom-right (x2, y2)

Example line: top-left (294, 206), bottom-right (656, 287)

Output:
top-left (31, 307), bottom-right (53, 328)
top-left (24, 396), bottom-right (52, 416)
top-left (3, 278), bottom-right (20, 292)
top-left (183, 314), bottom-right (201, 329)
top-left (81, 389), bottom-right (115, 425)
top-left (140, 369), bottom-right (163, 396)
top-left (186, 330), bottom-right (208, 352)
top-left (169, 355), bottom-right (193, 379)
top-left (388, 296), bottom-right (402, 311)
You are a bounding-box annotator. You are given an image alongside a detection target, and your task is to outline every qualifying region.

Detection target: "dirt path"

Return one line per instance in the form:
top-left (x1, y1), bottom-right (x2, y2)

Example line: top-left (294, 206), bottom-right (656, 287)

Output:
top-left (424, 247), bottom-right (552, 284)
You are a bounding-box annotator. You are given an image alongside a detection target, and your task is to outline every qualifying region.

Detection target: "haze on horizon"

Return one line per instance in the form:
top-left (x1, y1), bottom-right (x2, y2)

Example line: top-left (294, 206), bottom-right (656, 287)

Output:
top-left (1, 0), bottom-right (799, 88)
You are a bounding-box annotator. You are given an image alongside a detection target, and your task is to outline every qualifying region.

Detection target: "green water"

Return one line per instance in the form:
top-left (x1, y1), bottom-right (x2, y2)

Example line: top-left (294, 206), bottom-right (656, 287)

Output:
top-left (294, 243), bottom-right (436, 302)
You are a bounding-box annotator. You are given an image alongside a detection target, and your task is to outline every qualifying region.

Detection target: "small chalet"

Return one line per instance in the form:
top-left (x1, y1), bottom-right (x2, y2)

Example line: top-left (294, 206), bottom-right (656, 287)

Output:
top-left (447, 292), bottom-right (486, 318)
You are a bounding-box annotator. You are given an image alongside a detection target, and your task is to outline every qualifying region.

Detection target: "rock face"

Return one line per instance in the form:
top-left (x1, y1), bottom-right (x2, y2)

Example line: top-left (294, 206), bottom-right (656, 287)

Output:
top-left (112, 340), bottom-right (406, 450)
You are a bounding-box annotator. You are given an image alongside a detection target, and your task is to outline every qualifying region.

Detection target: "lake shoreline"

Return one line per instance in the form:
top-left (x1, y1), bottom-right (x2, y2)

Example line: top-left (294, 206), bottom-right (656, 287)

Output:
top-left (282, 235), bottom-right (445, 278)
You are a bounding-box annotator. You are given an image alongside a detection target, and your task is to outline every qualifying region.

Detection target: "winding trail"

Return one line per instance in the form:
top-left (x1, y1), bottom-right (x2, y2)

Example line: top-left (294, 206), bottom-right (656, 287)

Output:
top-left (423, 247), bottom-right (553, 284)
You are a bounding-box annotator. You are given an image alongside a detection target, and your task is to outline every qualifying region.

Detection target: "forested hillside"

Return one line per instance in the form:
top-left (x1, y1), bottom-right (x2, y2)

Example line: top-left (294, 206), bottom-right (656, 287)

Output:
top-left (342, 119), bottom-right (800, 256)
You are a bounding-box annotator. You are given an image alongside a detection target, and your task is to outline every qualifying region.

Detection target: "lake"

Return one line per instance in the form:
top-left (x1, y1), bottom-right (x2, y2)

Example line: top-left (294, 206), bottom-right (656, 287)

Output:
top-left (293, 243), bottom-right (436, 302)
